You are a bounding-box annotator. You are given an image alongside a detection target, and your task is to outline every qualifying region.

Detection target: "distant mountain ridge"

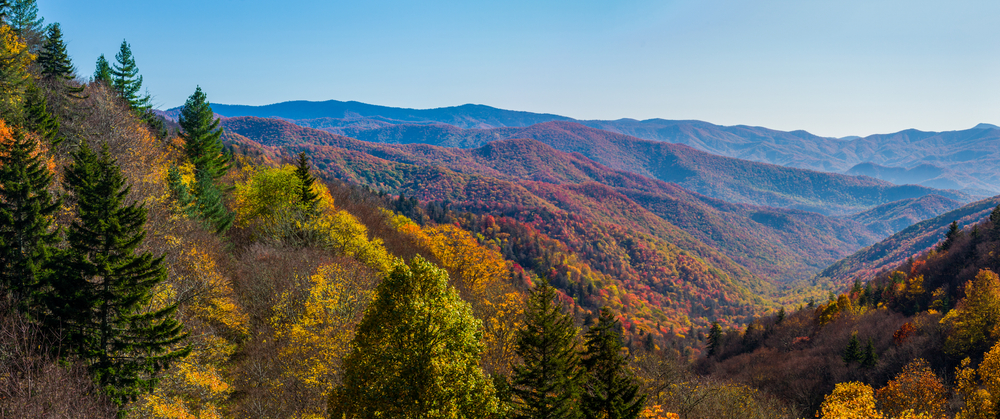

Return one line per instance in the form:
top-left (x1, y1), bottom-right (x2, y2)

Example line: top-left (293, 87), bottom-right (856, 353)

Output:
top-left (218, 116), bottom-right (974, 216)
top-left (162, 99), bottom-right (1000, 192)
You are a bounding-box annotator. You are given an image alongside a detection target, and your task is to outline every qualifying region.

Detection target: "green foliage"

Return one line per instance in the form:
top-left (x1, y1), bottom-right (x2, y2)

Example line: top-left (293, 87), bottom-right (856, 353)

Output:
top-left (93, 54), bottom-right (111, 84)
top-left (294, 151), bottom-right (319, 212)
top-left (843, 332), bottom-right (861, 364)
top-left (0, 122), bottom-right (59, 302)
top-left (8, 0), bottom-right (42, 36)
top-left (0, 24), bottom-right (32, 123)
top-left (38, 23), bottom-right (74, 80)
top-left (110, 40), bottom-right (151, 112)
top-left (511, 283), bottom-right (584, 419)
top-left (329, 256), bottom-right (500, 418)
top-left (22, 81), bottom-right (61, 145)
top-left (860, 338), bottom-right (878, 369)
top-left (707, 322), bottom-right (723, 357)
top-left (581, 307), bottom-right (645, 419)
top-left (45, 143), bottom-right (189, 410)
top-left (177, 86), bottom-right (232, 232)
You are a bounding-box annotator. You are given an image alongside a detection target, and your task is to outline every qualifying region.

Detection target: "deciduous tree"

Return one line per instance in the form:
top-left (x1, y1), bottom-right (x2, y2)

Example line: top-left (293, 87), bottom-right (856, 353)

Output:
top-left (329, 257), bottom-right (500, 418)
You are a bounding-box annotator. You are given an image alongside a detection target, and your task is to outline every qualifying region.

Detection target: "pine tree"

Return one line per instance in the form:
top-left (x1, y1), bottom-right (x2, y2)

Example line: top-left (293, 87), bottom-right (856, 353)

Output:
top-left (940, 221), bottom-right (959, 251)
top-left (8, 0), bottom-right (42, 37)
top-left (38, 23), bottom-right (74, 79)
top-left (707, 321), bottom-right (723, 357)
top-left (581, 307), bottom-right (646, 419)
top-left (93, 54), bottom-right (111, 85)
top-left (861, 338), bottom-right (878, 368)
top-left (294, 151), bottom-right (319, 212)
top-left (110, 40), bottom-right (151, 112)
top-left (0, 121), bottom-right (59, 302)
top-left (47, 142), bottom-right (189, 409)
top-left (843, 332), bottom-right (862, 364)
top-left (22, 81), bottom-right (61, 145)
top-left (511, 283), bottom-right (584, 419)
top-left (329, 257), bottom-right (500, 418)
top-left (0, 1), bottom-right (9, 24)
top-left (177, 86), bottom-right (232, 232)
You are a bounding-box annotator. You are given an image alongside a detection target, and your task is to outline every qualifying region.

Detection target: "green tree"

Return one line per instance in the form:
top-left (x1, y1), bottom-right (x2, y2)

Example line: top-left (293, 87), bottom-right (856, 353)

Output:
top-left (176, 86), bottom-right (232, 232)
top-left (511, 283), bottom-right (584, 419)
top-left (294, 151), bottom-right (319, 212)
top-left (0, 121), bottom-right (59, 302)
top-left (941, 220), bottom-right (959, 251)
top-left (8, 0), bottom-right (42, 37)
top-left (110, 40), bottom-right (151, 112)
top-left (46, 142), bottom-right (189, 410)
top-left (329, 256), bottom-right (500, 418)
top-left (0, 1), bottom-right (9, 24)
top-left (843, 332), bottom-right (862, 364)
top-left (22, 81), bottom-right (61, 145)
top-left (707, 321), bottom-right (723, 357)
top-left (581, 307), bottom-right (645, 419)
top-left (37, 22), bottom-right (74, 80)
top-left (93, 54), bottom-right (111, 85)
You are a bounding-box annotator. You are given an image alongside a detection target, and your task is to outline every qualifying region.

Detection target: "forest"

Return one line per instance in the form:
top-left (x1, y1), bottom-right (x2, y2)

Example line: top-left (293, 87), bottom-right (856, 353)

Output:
top-left (3, 1), bottom-right (1000, 418)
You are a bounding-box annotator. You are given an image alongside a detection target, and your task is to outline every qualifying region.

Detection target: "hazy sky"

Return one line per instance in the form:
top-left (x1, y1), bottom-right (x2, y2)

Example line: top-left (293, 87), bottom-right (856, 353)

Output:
top-left (38, 0), bottom-right (999, 137)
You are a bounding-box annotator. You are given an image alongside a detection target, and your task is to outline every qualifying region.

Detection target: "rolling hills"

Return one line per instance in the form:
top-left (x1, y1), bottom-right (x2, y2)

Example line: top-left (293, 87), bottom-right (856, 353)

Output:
top-left (178, 100), bottom-right (1000, 193)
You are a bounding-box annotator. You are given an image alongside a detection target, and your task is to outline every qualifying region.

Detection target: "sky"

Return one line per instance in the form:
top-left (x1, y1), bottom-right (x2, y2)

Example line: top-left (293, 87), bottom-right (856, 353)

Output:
top-left (37, 0), bottom-right (1000, 138)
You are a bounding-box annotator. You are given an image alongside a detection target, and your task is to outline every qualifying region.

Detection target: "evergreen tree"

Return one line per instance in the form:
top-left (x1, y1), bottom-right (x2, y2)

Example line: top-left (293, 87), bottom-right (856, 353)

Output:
top-left (843, 332), bottom-right (862, 364)
top-left (22, 81), bottom-right (61, 145)
top-left (176, 86), bottom-right (232, 232)
top-left (941, 221), bottom-right (959, 251)
top-left (776, 307), bottom-right (786, 324)
top-left (8, 0), bottom-right (42, 36)
top-left (0, 1), bottom-right (9, 24)
top-left (47, 142), bottom-right (188, 410)
top-left (511, 282), bottom-right (584, 419)
top-left (294, 151), bottom-right (319, 212)
top-left (707, 321), bottom-right (723, 357)
top-left (110, 40), bottom-right (151, 112)
top-left (37, 22), bottom-right (74, 80)
top-left (329, 257), bottom-right (500, 418)
top-left (861, 338), bottom-right (878, 368)
top-left (0, 122), bottom-right (59, 302)
top-left (581, 307), bottom-right (645, 419)
top-left (93, 54), bottom-right (111, 85)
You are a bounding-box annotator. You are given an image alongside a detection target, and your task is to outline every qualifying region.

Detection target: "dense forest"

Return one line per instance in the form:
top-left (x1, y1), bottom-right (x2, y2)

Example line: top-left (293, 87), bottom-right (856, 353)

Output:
top-left (4, 2), bottom-right (1000, 418)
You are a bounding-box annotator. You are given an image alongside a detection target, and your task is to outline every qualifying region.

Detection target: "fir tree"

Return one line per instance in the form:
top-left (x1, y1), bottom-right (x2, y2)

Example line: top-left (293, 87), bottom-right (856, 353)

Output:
top-left (0, 122), bottom-right (59, 302)
top-left (581, 307), bottom-right (646, 419)
top-left (776, 307), bottom-right (786, 324)
top-left (843, 332), bottom-right (862, 364)
top-left (110, 40), bottom-right (151, 112)
top-left (47, 142), bottom-right (189, 410)
top-left (940, 221), bottom-right (959, 251)
top-left (38, 23), bottom-right (74, 79)
top-left (511, 282), bottom-right (584, 419)
top-left (177, 86), bottom-right (232, 232)
top-left (294, 151), bottom-right (319, 212)
top-left (861, 338), bottom-right (878, 368)
top-left (8, 0), bottom-right (42, 37)
top-left (93, 54), bottom-right (111, 85)
top-left (0, 1), bottom-right (9, 24)
top-left (707, 321), bottom-right (723, 357)
top-left (329, 257), bottom-right (500, 418)
top-left (22, 81), bottom-right (61, 145)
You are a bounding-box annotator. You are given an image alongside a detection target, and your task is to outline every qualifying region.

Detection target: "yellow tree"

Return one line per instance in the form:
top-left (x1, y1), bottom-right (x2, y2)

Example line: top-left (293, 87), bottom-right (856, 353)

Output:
top-left (875, 359), bottom-right (947, 418)
top-left (943, 269), bottom-right (1000, 357)
top-left (0, 24), bottom-right (33, 122)
top-left (819, 382), bottom-right (884, 419)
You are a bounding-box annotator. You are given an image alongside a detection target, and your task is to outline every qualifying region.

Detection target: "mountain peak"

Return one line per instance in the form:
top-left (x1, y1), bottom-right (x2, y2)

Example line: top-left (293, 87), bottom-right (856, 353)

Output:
top-left (973, 123), bottom-right (999, 130)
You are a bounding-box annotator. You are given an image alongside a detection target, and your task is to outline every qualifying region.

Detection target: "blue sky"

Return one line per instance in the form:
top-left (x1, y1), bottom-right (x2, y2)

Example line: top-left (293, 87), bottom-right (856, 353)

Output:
top-left (38, 0), bottom-right (999, 137)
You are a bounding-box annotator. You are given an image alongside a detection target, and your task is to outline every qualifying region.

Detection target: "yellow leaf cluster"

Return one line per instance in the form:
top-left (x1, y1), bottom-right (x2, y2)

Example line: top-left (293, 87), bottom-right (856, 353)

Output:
top-left (819, 382), bottom-right (884, 419)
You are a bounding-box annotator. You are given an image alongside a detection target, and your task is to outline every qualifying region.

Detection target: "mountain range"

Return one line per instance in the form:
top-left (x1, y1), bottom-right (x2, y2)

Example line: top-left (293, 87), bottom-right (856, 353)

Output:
top-left (162, 100), bottom-right (1000, 193)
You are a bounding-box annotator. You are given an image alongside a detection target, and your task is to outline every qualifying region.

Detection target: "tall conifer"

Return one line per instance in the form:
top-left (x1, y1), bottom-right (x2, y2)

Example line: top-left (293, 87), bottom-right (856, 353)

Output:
top-left (93, 54), bottom-right (111, 85)
top-left (8, 0), bottom-right (42, 36)
top-left (294, 151), bottom-right (319, 212)
top-left (48, 142), bottom-right (188, 409)
top-left (0, 122), bottom-right (59, 302)
top-left (177, 86), bottom-right (232, 232)
top-left (38, 22), bottom-right (74, 80)
top-left (581, 307), bottom-right (645, 419)
top-left (110, 40), bottom-right (151, 112)
top-left (511, 283), bottom-right (584, 419)
top-left (22, 81), bottom-right (61, 145)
